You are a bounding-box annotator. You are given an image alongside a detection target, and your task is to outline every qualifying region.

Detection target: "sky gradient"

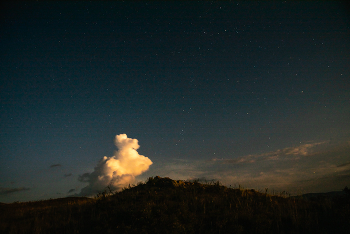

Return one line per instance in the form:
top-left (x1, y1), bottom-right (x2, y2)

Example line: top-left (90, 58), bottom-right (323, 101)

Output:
top-left (1, 1), bottom-right (350, 203)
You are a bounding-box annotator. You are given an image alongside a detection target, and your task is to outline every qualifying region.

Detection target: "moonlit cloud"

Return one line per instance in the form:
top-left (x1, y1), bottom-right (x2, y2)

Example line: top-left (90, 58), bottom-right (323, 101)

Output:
top-left (78, 134), bottom-right (153, 196)
top-left (212, 141), bottom-right (328, 165)
top-left (152, 140), bottom-right (350, 195)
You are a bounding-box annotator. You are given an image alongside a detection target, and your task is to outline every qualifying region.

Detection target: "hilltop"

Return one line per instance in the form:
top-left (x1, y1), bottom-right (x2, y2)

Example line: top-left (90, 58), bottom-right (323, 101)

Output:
top-left (1, 176), bottom-right (349, 234)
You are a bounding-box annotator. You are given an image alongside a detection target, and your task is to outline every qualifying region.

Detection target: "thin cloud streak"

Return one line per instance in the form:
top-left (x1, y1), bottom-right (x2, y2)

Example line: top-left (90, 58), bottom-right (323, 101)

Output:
top-left (0, 187), bottom-right (30, 195)
top-left (211, 141), bottom-right (327, 165)
top-left (337, 162), bottom-right (350, 168)
top-left (68, 189), bottom-right (75, 193)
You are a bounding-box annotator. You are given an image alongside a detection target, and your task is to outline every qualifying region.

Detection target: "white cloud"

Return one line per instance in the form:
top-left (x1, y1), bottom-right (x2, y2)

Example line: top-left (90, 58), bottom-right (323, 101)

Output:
top-left (78, 134), bottom-right (153, 196)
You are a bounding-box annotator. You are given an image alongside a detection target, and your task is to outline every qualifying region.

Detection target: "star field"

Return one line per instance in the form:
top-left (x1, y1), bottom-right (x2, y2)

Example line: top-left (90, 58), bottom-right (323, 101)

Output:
top-left (1, 1), bottom-right (350, 202)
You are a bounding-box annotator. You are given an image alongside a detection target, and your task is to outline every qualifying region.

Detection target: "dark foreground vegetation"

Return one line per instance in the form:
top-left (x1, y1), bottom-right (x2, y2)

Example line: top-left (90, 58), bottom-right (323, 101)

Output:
top-left (1, 176), bottom-right (349, 234)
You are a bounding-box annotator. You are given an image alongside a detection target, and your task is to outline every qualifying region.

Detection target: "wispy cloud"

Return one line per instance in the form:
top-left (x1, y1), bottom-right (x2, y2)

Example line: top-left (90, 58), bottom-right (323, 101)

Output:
top-left (64, 173), bottom-right (72, 177)
top-left (50, 164), bottom-right (62, 168)
top-left (0, 187), bottom-right (30, 195)
top-left (153, 140), bottom-right (350, 195)
top-left (337, 162), bottom-right (350, 168)
top-left (211, 141), bottom-right (327, 165)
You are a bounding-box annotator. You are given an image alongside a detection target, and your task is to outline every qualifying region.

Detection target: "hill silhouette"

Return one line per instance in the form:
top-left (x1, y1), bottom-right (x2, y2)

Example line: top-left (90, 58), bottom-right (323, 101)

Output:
top-left (1, 176), bottom-right (349, 234)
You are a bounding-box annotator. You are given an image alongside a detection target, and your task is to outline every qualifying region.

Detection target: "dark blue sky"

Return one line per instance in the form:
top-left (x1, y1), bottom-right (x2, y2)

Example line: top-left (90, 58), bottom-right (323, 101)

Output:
top-left (1, 1), bottom-right (350, 202)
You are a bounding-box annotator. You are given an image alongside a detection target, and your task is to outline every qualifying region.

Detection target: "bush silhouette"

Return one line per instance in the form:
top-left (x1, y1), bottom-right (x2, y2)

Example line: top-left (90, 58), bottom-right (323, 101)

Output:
top-left (1, 177), bottom-right (349, 234)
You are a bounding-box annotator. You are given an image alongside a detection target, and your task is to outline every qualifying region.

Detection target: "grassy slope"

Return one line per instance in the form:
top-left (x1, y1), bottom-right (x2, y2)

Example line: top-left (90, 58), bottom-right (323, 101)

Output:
top-left (1, 176), bottom-right (349, 234)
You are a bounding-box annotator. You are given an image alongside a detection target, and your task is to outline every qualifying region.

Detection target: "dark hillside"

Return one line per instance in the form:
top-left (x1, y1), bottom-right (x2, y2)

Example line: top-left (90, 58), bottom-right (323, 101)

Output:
top-left (1, 176), bottom-right (349, 234)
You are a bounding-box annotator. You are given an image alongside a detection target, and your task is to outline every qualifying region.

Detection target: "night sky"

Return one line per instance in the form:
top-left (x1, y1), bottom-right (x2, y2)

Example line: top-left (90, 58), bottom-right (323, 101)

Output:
top-left (1, 1), bottom-right (350, 203)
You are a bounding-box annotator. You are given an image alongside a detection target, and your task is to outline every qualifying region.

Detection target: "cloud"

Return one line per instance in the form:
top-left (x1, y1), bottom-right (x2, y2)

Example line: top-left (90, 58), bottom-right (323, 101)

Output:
top-left (0, 187), bottom-right (30, 195)
top-left (337, 162), bottom-right (350, 168)
top-left (215, 141), bottom-right (350, 193)
top-left (68, 189), bottom-right (75, 193)
top-left (50, 164), bottom-right (62, 168)
top-left (78, 134), bottom-right (153, 196)
top-left (212, 141), bottom-right (327, 165)
top-left (152, 140), bottom-right (350, 195)
top-left (64, 173), bottom-right (72, 177)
